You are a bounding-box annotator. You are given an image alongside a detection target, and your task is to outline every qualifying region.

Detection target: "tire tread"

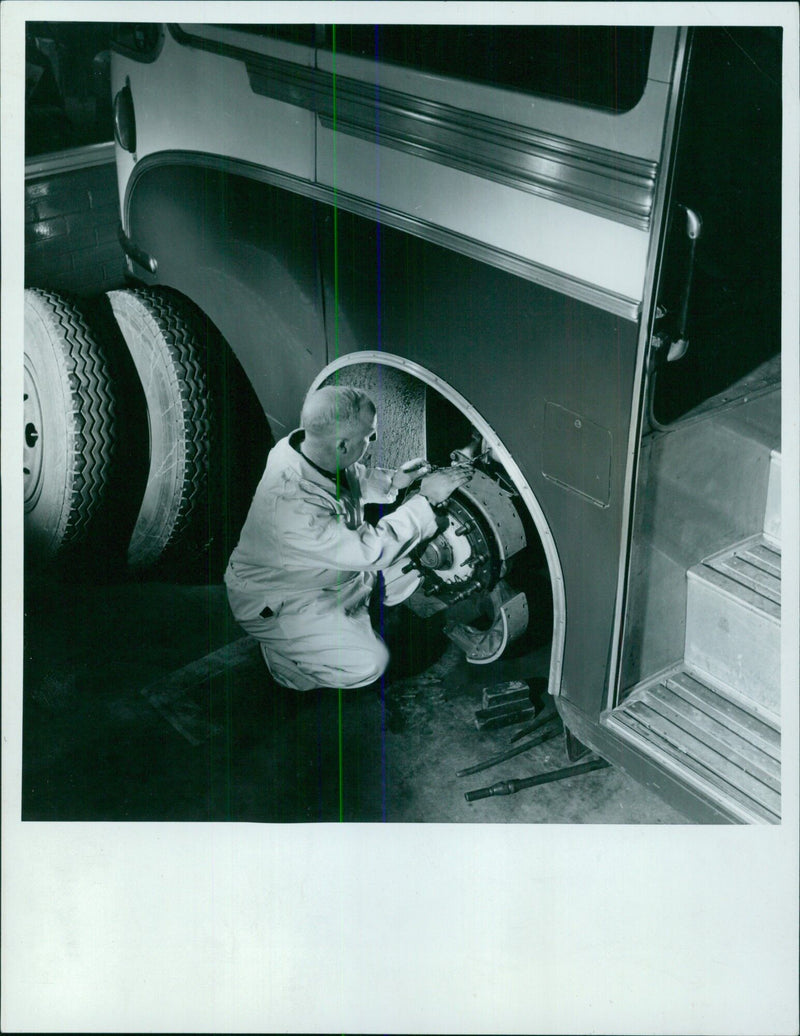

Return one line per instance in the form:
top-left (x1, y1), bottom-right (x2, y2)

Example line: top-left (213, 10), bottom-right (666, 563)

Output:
top-left (108, 288), bottom-right (215, 566)
top-left (25, 289), bottom-right (117, 554)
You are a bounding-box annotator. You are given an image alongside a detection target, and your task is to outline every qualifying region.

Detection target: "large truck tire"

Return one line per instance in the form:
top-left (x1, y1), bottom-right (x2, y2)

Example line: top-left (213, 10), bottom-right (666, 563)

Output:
top-left (24, 289), bottom-right (119, 564)
top-left (107, 287), bottom-right (215, 568)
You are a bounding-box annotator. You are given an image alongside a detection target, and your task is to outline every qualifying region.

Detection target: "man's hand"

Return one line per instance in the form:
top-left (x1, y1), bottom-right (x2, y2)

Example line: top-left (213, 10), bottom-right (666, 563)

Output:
top-left (392, 457), bottom-right (432, 490)
top-left (419, 464), bottom-right (473, 504)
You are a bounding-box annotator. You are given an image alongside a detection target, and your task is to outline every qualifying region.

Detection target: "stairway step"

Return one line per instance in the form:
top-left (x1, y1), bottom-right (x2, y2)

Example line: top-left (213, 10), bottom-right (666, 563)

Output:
top-left (685, 543), bottom-right (780, 721)
top-left (717, 384), bottom-right (781, 450)
top-left (737, 539), bottom-right (781, 579)
top-left (608, 669), bottom-right (781, 823)
top-left (666, 670), bottom-right (780, 759)
top-left (764, 449), bottom-right (781, 543)
top-left (642, 689), bottom-right (780, 791)
top-left (706, 538), bottom-right (782, 605)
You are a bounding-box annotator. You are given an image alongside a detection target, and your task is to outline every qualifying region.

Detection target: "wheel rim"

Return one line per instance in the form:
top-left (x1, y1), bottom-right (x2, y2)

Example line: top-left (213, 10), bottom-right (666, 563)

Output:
top-left (23, 357), bottom-right (45, 513)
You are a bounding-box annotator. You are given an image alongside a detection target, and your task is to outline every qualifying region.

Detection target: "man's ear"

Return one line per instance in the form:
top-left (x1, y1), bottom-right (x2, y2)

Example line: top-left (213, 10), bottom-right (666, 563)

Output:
top-left (336, 438), bottom-right (350, 454)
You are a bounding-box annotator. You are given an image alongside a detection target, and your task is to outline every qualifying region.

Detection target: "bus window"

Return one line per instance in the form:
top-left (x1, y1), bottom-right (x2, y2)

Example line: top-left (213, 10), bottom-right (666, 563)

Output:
top-left (324, 25), bottom-right (654, 113)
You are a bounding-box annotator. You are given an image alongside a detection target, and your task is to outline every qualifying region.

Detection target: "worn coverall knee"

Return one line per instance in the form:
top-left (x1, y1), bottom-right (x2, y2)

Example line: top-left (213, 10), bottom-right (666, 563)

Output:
top-left (238, 599), bottom-right (390, 691)
top-left (225, 428), bottom-right (439, 694)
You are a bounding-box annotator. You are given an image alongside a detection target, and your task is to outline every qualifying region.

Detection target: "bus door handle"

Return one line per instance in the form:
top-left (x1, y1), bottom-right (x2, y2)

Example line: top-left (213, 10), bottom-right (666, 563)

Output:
top-left (650, 204), bottom-right (704, 367)
top-left (664, 204), bottom-right (703, 363)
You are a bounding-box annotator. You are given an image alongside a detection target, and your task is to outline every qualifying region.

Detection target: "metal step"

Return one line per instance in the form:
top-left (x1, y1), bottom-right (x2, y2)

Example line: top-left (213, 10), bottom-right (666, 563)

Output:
top-left (764, 449), bottom-right (781, 544)
top-left (685, 535), bottom-right (781, 721)
top-left (705, 537), bottom-right (782, 604)
top-left (607, 668), bottom-right (781, 823)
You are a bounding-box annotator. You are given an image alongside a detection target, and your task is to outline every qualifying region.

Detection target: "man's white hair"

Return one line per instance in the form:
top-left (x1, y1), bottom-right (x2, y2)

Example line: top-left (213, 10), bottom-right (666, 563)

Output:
top-left (301, 385), bottom-right (375, 437)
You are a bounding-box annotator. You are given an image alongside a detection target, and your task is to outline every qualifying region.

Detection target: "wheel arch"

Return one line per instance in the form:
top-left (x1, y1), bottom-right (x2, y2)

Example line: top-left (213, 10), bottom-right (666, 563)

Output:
top-left (309, 351), bottom-right (567, 697)
top-left (123, 156), bottom-right (328, 437)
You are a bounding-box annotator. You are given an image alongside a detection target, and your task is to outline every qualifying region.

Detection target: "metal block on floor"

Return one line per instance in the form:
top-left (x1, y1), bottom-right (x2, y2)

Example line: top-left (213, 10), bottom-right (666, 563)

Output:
top-left (474, 705), bottom-right (536, 731)
top-left (481, 680), bottom-right (531, 710)
top-left (474, 680), bottom-right (535, 731)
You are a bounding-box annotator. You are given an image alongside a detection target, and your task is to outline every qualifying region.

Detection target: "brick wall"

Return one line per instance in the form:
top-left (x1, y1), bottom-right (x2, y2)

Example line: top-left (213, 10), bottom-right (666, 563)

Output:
top-left (25, 148), bottom-right (127, 297)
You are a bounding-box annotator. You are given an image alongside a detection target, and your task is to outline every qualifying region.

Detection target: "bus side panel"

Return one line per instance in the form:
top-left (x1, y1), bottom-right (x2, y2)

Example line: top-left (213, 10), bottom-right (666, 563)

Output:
top-left (127, 163), bottom-right (641, 712)
top-left (319, 208), bottom-right (640, 709)
top-left (126, 163), bottom-right (327, 435)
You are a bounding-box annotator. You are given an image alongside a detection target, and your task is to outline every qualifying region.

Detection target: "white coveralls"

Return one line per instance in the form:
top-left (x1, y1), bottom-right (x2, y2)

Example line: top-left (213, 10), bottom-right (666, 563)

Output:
top-left (224, 431), bottom-right (439, 690)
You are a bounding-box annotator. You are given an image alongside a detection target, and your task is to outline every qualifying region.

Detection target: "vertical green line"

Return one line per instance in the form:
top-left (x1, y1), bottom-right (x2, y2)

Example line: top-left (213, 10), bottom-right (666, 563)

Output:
top-left (331, 23), bottom-right (345, 824)
top-left (338, 685), bottom-right (344, 822)
top-left (332, 23), bottom-right (339, 368)
top-left (332, 21), bottom-right (341, 503)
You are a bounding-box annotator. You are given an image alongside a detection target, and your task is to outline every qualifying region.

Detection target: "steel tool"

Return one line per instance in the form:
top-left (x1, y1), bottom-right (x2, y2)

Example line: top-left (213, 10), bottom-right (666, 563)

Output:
top-left (465, 757), bottom-right (610, 801)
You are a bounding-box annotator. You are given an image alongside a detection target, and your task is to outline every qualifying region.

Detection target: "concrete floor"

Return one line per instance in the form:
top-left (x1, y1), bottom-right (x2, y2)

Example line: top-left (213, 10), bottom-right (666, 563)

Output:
top-left (22, 573), bottom-right (688, 824)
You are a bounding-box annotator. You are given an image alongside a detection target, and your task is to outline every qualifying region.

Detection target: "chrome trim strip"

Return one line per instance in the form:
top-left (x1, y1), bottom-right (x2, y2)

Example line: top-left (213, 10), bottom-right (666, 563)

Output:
top-left (309, 351), bottom-right (567, 699)
top-left (315, 108), bottom-right (655, 229)
top-left (171, 24), bottom-right (657, 231)
top-left (313, 87), bottom-right (655, 230)
top-left (125, 150), bottom-right (641, 321)
top-left (606, 29), bottom-right (690, 709)
top-left (25, 141), bottom-right (116, 178)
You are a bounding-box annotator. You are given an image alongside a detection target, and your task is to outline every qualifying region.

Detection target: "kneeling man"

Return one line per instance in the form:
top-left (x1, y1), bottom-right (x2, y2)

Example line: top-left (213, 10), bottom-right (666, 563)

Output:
top-left (225, 384), bottom-right (469, 690)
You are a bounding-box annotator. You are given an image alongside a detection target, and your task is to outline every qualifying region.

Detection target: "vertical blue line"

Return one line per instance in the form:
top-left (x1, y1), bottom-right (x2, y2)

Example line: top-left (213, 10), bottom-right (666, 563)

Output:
top-left (330, 24), bottom-right (345, 825)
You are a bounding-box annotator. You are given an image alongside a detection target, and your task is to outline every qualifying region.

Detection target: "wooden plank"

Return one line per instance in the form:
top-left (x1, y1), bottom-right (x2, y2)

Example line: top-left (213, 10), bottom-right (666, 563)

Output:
top-left (139, 637), bottom-right (259, 745)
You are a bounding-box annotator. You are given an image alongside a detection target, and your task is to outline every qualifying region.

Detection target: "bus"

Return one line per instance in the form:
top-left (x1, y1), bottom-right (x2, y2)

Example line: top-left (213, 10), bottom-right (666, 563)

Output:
top-left (24, 22), bottom-right (783, 822)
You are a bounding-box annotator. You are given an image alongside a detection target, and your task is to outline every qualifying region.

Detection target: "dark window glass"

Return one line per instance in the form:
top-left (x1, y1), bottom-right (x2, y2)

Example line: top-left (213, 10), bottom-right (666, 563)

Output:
top-left (26, 22), bottom-right (114, 156)
top-left (652, 27), bottom-right (782, 423)
top-left (326, 25), bottom-right (654, 112)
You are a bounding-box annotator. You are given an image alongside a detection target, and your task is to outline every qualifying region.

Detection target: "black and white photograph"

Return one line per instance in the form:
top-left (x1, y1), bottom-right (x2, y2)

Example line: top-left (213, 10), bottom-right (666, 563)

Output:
top-left (2, 2), bottom-right (798, 1033)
